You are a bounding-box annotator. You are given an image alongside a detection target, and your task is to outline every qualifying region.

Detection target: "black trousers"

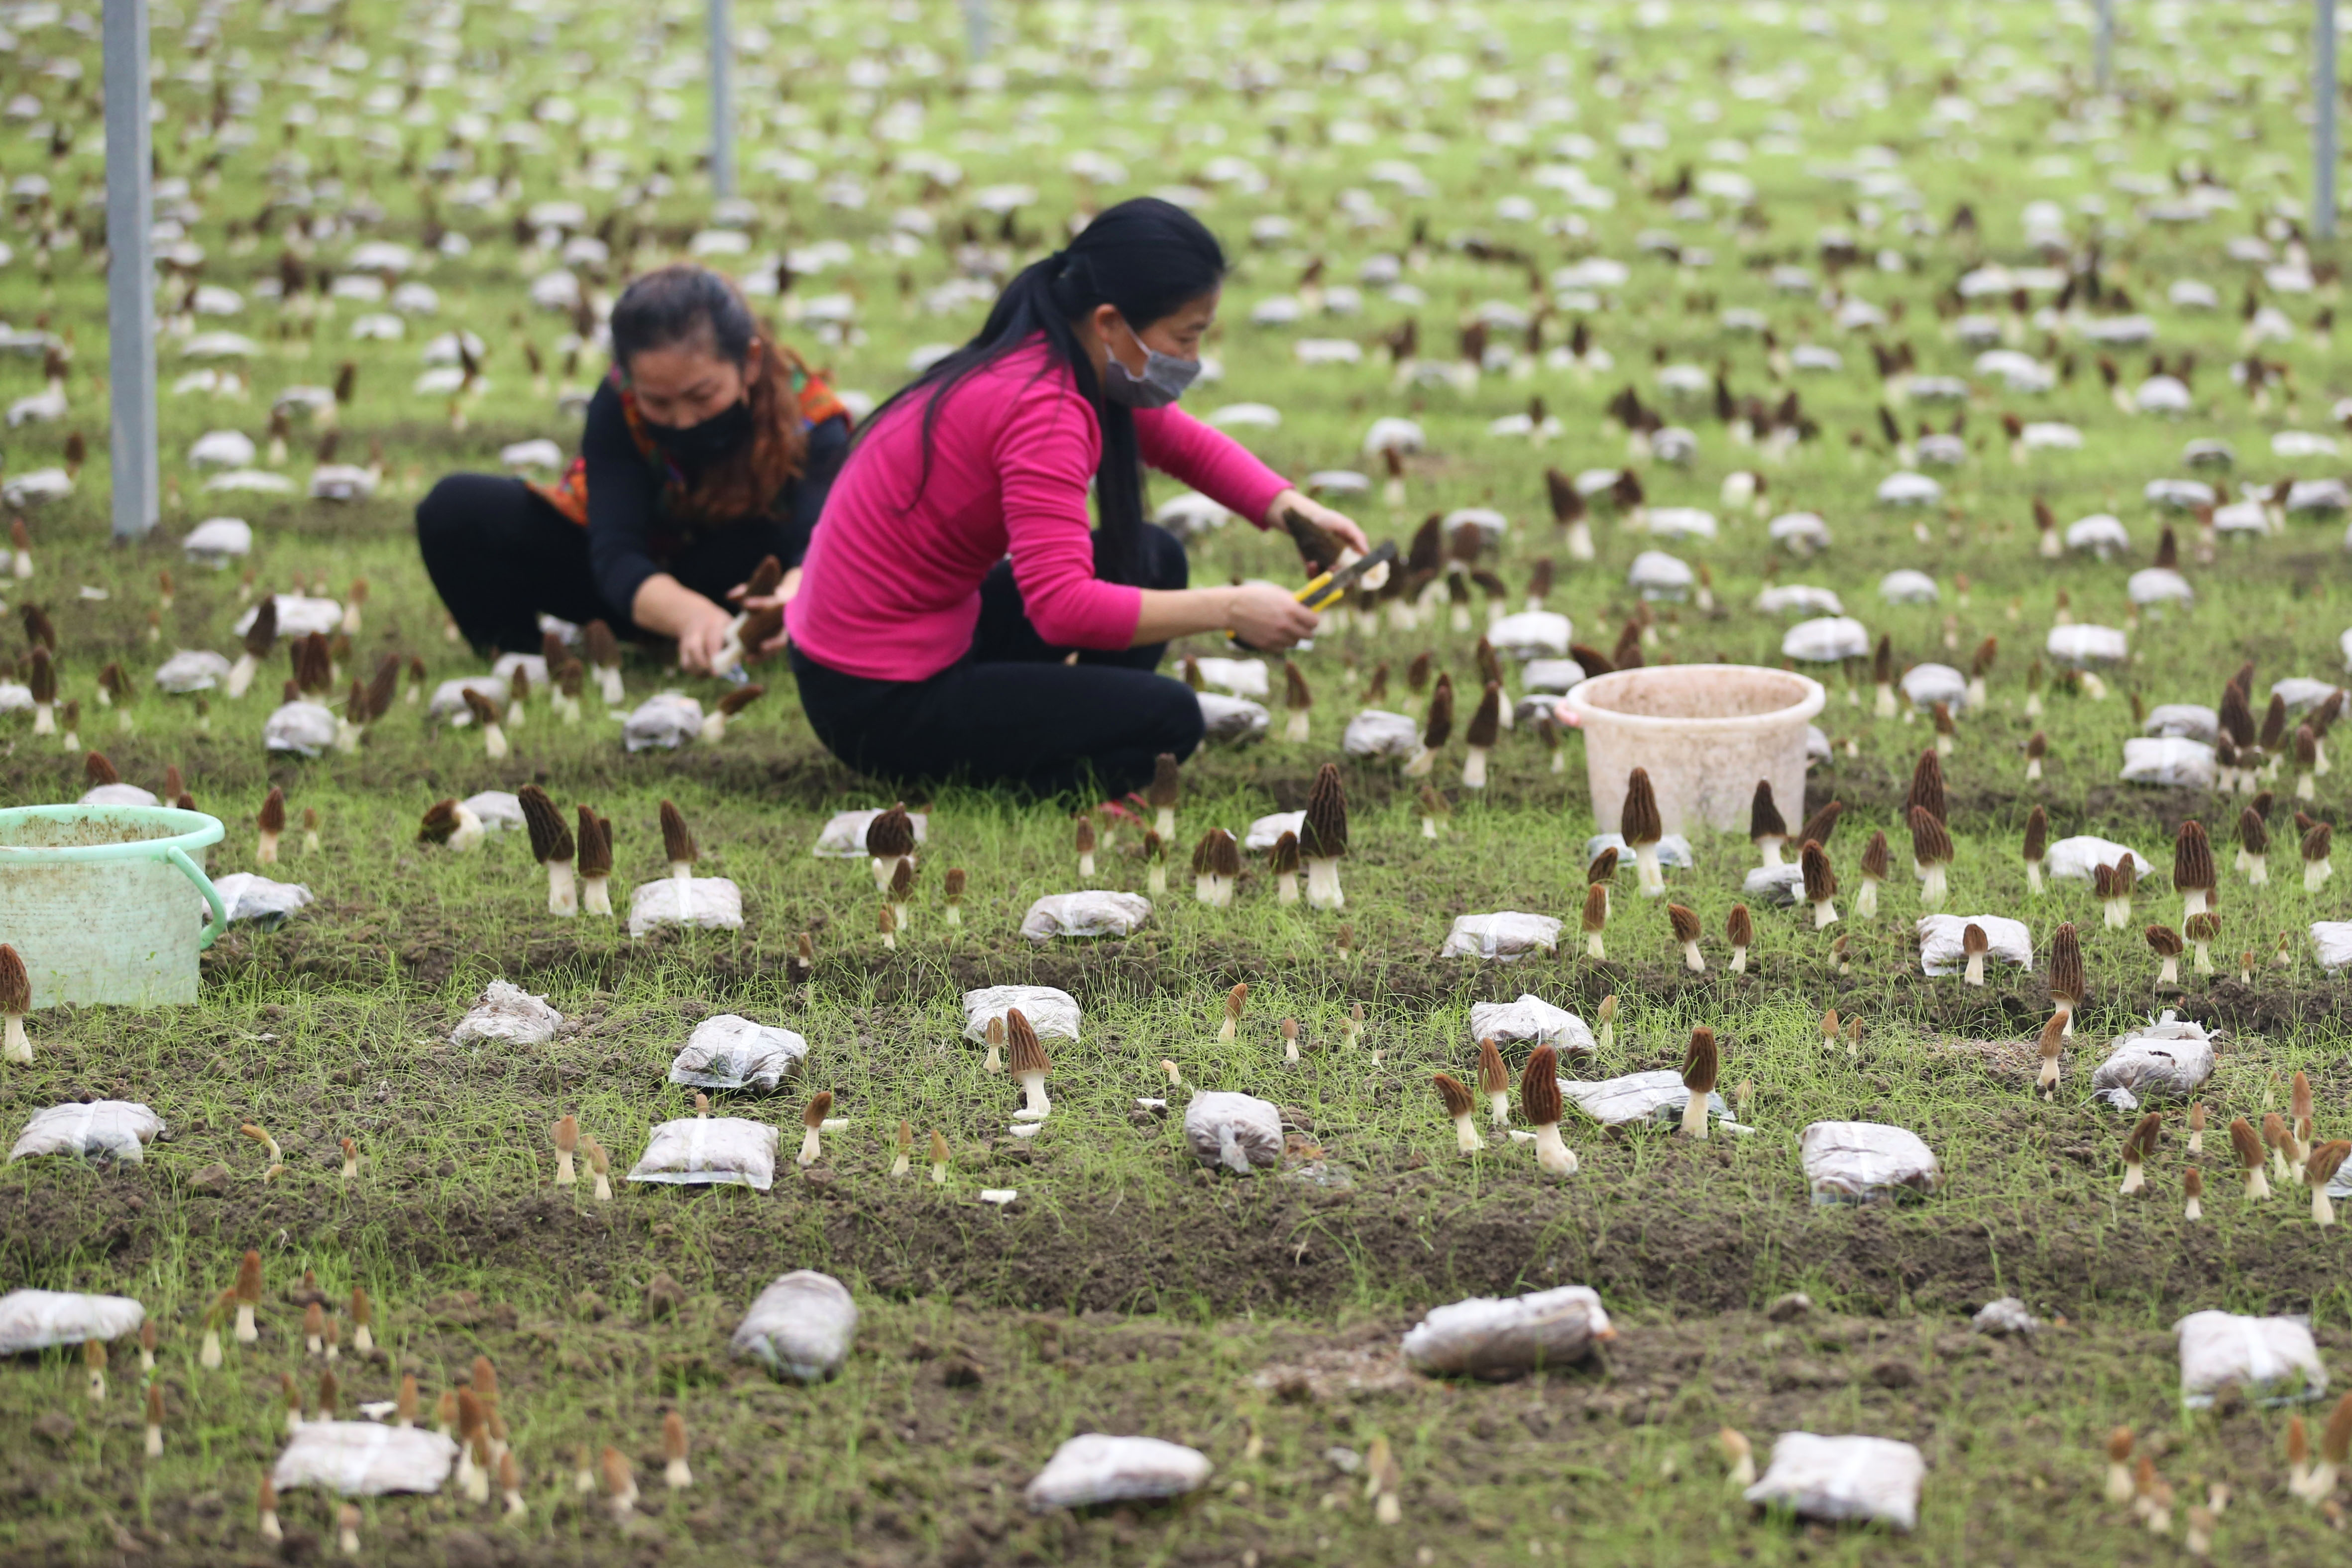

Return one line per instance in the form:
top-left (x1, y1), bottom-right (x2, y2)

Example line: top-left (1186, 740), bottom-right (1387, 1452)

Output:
top-left (414, 474), bottom-right (789, 656)
top-left (791, 523), bottom-right (1205, 800)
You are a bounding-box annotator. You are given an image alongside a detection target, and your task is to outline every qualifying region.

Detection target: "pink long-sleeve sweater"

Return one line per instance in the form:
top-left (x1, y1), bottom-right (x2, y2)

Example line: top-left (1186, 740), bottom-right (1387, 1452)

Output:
top-left (786, 339), bottom-right (1290, 681)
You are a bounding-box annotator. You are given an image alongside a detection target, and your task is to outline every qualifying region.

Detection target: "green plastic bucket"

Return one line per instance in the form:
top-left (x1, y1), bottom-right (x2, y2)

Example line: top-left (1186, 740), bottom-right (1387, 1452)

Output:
top-left (0, 806), bottom-right (229, 1008)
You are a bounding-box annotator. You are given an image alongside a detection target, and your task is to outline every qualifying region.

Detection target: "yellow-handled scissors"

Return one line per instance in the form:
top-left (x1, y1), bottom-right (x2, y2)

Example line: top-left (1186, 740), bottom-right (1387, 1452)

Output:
top-left (1295, 540), bottom-right (1398, 612)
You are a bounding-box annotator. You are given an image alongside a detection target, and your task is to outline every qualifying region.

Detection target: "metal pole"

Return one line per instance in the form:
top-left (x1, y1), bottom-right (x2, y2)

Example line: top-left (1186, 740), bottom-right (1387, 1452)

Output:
top-left (103, 0), bottom-right (157, 541)
top-left (2320, 0), bottom-right (2340, 241)
top-left (708, 0), bottom-right (733, 199)
top-left (2093, 0), bottom-right (2114, 94)
top-left (963, 0), bottom-right (990, 62)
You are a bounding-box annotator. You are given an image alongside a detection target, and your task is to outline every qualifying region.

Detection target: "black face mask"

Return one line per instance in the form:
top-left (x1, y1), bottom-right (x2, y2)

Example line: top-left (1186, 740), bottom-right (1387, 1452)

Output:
top-left (644, 397), bottom-right (753, 468)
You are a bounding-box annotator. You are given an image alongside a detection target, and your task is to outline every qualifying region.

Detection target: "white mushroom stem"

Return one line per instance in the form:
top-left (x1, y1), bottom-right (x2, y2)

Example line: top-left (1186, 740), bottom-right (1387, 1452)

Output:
top-left (1756, 837), bottom-right (1784, 869)
top-left (560, 694), bottom-right (580, 724)
top-left (2182, 889), bottom-right (2209, 920)
top-left (554, 1150), bottom-right (575, 1185)
top-left (446, 804), bottom-right (485, 852)
top-left (889, 1149), bottom-right (909, 1178)
top-left (1077, 850), bottom-right (1095, 878)
top-left (200, 1329), bottom-right (221, 1369)
top-left (2103, 896), bottom-right (2129, 930)
top-left (31, 701), bottom-right (52, 735)
top-left (334, 717), bottom-right (360, 754)
top-left (1486, 1089), bottom-right (1509, 1128)
top-left (1565, 519), bottom-right (1595, 561)
top-left (1155, 806), bottom-right (1175, 839)
top-left (1856, 877), bottom-right (1880, 917)
top-left (1551, 747), bottom-right (1567, 775)
top-left (1284, 711), bottom-right (1310, 743)
top-left (2185, 1192), bottom-right (2202, 1221)
top-left (1305, 858), bottom-right (1344, 910)
top-left (1402, 745), bottom-right (1437, 778)
top-left (1965, 952), bottom-right (1986, 987)
top-left (1531, 1122), bottom-right (1578, 1177)
top-left (2191, 938), bottom-right (2212, 974)
top-left (597, 667), bottom-right (624, 705)
top-left (2313, 1186), bottom-right (2336, 1227)
top-left (1451, 1112), bottom-right (1485, 1154)
top-left (1462, 746), bottom-right (1488, 789)
top-left (481, 721), bottom-right (509, 760)
top-left (1421, 810), bottom-right (1438, 839)
top-left (2157, 955), bottom-right (2179, 986)
top-left (580, 875), bottom-right (612, 916)
top-left (353, 1324), bottom-right (373, 1356)
top-left (1276, 870), bottom-right (1299, 905)
top-left (146, 1415), bottom-right (163, 1457)
top-left (698, 711), bottom-right (729, 743)
top-left (592, 1169), bottom-right (612, 1201)
top-left (2121, 1159), bottom-right (2146, 1196)
top-left (1633, 842), bottom-right (1665, 897)
top-left (1586, 932), bottom-right (1606, 960)
top-left (670, 859), bottom-right (694, 887)
top-left (1874, 681), bottom-right (1896, 717)
top-left (2246, 852), bottom-right (2267, 886)
top-left (2038, 1054), bottom-right (2061, 1096)
top-left (256, 829), bottom-right (280, 865)
top-left (1681, 940), bottom-right (1704, 972)
top-left (1681, 1090), bottom-right (1709, 1141)
top-left (892, 900), bottom-right (909, 932)
top-left (2, 1013), bottom-right (27, 1063)
top-left (930, 1154), bottom-right (948, 1185)
top-left (666, 1456), bottom-right (692, 1490)
top-left (1196, 874), bottom-right (1233, 907)
top-left (1812, 896), bottom-right (1838, 929)
top-left (235, 1303), bottom-right (257, 1344)
top-left (1014, 1071), bottom-right (1050, 1120)
top-left (2307, 858), bottom-right (2332, 893)
top-left (2058, 1002), bottom-right (2074, 1038)
top-left (260, 1507), bottom-right (281, 1545)
top-left (944, 899), bottom-right (964, 925)
top-left (1146, 865), bottom-right (1166, 897)
top-left (1919, 865), bottom-right (1948, 909)
top-left (1729, 945), bottom-right (1748, 974)
top-left (545, 860), bottom-right (576, 917)
top-left (795, 1126), bottom-right (822, 1167)
top-left (2245, 1166), bottom-right (2272, 1200)
top-left (226, 654), bottom-right (258, 699)
top-left (2025, 861), bottom-right (2044, 894)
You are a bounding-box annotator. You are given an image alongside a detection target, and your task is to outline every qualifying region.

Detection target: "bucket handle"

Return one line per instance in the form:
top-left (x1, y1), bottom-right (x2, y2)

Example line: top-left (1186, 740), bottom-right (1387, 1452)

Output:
top-left (166, 846), bottom-right (230, 951)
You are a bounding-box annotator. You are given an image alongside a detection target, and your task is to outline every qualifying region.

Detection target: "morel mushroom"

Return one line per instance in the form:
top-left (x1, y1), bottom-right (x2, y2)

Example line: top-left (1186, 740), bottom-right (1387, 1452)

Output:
top-left (1580, 883), bottom-right (1609, 959)
top-left (1749, 781), bottom-right (1787, 868)
top-left (575, 806), bottom-right (614, 916)
top-left (233, 1248), bottom-right (263, 1344)
top-left (1007, 1008), bottom-right (1052, 1121)
top-left (1680, 1027), bottom-right (1717, 1141)
top-left (2048, 923), bottom-right (2084, 1035)
top-left (2035, 1012), bottom-right (2066, 1098)
top-left (943, 867), bottom-right (967, 925)
top-left (1269, 830), bottom-right (1301, 906)
top-left (2146, 925), bottom-right (2184, 987)
top-left (1146, 753), bottom-right (1181, 839)
top-left (1073, 816), bottom-right (1097, 881)
top-left (2229, 1116), bottom-right (2271, 1200)
top-left (2183, 1165), bottom-right (2204, 1221)
top-left (551, 1116), bottom-right (579, 1186)
top-left (2239, 805), bottom-right (2270, 885)
top-left (2306, 1141), bottom-right (2351, 1227)
top-left (583, 620), bottom-right (625, 704)
top-left (255, 787), bottom-right (286, 865)
top-left (517, 785), bottom-right (577, 917)
top-left (1669, 902), bottom-right (1704, 972)
top-left (1404, 673), bottom-right (1453, 778)
top-left (797, 1092), bottom-right (832, 1167)
top-left (930, 1129), bottom-right (951, 1185)
top-left (2120, 1112), bottom-right (2162, 1195)
top-left (2302, 820), bottom-right (2332, 892)
top-left (1622, 767), bottom-right (1667, 897)
top-left (1218, 983), bottom-right (1248, 1044)
top-left (1461, 681), bottom-right (1501, 789)
top-left (1726, 903), bottom-right (1753, 973)
top-left (1419, 782), bottom-right (1449, 840)
top-left (1301, 762), bottom-right (1348, 910)
top-left (1476, 1035), bottom-right (1510, 1128)
top-left (1961, 922), bottom-right (1991, 986)
top-left (2294, 725), bottom-right (2320, 801)
top-left (1907, 749), bottom-right (1946, 826)
top-left (1856, 830), bottom-right (1890, 918)
top-left (661, 799), bottom-right (700, 885)
top-left (418, 797), bottom-right (486, 851)
top-left (1909, 807), bottom-right (1953, 910)
top-left (1282, 661), bottom-right (1313, 743)
top-left (1433, 1073), bottom-right (1485, 1154)
top-left (1192, 828), bottom-right (1240, 907)
top-left (1800, 839), bottom-right (1838, 928)
top-left (2173, 820), bottom-right (2216, 918)
top-left (0, 944), bottom-right (29, 1064)
top-left (2022, 805), bottom-right (2049, 894)
top-left (1594, 994), bottom-right (1618, 1054)
top-left (863, 802), bottom-right (912, 894)
top-left (698, 683), bottom-right (765, 742)
top-left (2025, 729), bottom-right (2046, 783)
top-left (227, 596), bottom-right (277, 700)
top-left (1521, 1046), bottom-right (1577, 1177)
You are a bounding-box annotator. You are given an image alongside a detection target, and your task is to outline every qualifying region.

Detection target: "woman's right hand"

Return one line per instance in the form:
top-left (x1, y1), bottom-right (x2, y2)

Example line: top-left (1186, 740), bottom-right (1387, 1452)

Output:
top-left (1224, 582), bottom-right (1321, 651)
top-left (675, 599), bottom-right (739, 674)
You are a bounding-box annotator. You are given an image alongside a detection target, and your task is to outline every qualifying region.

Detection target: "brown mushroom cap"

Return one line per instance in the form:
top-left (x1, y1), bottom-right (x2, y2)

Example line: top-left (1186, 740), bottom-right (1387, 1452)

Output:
top-left (1963, 922), bottom-right (1990, 956)
top-left (1464, 682), bottom-right (1502, 748)
top-left (1301, 762), bottom-right (1348, 859)
top-left (1422, 673), bottom-right (1456, 749)
top-left (575, 808), bottom-right (612, 878)
top-left (802, 1091), bottom-right (834, 1129)
top-left (1580, 883), bottom-right (1609, 933)
top-left (236, 1248), bottom-right (262, 1306)
top-left (889, 858), bottom-right (915, 898)
top-left (1269, 830), bottom-right (1301, 876)
top-left (1433, 1072), bottom-right (1475, 1118)
top-left (1476, 1035), bottom-right (1508, 1096)
top-left (1520, 1045), bottom-right (1562, 1125)
top-left (661, 800), bottom-right (699, 864)
top-left (2304, 822), bottom-right (2333, 863)
top-left (2145, 925), bottom-right (2184, 958)
top-left (257, 786), bottom-right (285, 833)
top-left (1749, 781), bottom-right (1787, 842)
top-left (716, 684), bottom-right (766, 718)
top-left (1283, 661), bottom-right (1312, 711)
top-left (1681, 1027), bottom-right (1719, 1096)
top-left (85, 751), bottom-right (120, 787)
top-left (2048, 923), bottom-right (2085, 1006)
top-left (944, 867), bottom-right (967, 897)
top-left (1908, 806), bottom-right (1953, 866)
top-left (2228, 1116), bottom-right (2264, 1170)
top-left (460, 687), bottom-right (501, 726)
top-left (2123, 1112), bottom-right (2164, 1163)
top-left (1726, 904), bottom-right (1753, 947)
top-left (1668, 903), bottom-right (1700, 943)
top-left (1796, 799), bottom-right (1842, 848)
top-left (242, 596), bottom-right (279, 657)
top-left (417, 799), bottom-right (462, 844)
top-left (517, 785), bottom-right (573, 865)
top-left (863, 803), bottom-right (913, 860)
top-left (1620, 768), bottom-right (1663, 846)
top-left (1005, 1009), bottom-right (1049, 1075)
top-left (2023, 804), bottom-right (2049, 863)
top-left (1906, 750), bottom-right (1946, 825)
top-left (0, 944), bottom-right (27, 1015)
top-left (2308, 1140), bottom-right (2352, 1189)
top-left (1586, 846), bottom-right (1619, 885)
top-left (1800, 839), bottom-right (1836, 902)
top-left (1860, 830), bottom-right (1891, 881)
top-left (2219, 683), bottom-right (2255, 748)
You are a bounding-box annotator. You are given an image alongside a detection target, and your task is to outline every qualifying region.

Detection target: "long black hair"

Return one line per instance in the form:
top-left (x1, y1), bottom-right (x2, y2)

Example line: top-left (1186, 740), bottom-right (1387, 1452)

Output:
top-left (861, 197), bottom-right (1228, 585)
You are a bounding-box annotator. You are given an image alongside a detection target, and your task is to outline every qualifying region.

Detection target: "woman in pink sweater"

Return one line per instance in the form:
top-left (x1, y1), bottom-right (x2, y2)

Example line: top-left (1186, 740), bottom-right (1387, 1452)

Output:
top-left (780, 197), bottom-right (1367, 797)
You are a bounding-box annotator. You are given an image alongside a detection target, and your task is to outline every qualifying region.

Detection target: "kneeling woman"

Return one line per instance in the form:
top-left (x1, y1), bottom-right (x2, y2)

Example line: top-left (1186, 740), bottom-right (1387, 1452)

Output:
top-left (782, 197), bottom-right (1366, 798)
top-left (417, 265), bottom-right (849, 672)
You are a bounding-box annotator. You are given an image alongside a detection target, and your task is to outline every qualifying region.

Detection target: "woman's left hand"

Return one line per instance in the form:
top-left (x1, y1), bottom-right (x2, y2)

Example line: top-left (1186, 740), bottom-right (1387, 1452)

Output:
top-left (726, 566), bottom-right (803, 658)
top-left (1264, 488), bottom-right (1371, 560)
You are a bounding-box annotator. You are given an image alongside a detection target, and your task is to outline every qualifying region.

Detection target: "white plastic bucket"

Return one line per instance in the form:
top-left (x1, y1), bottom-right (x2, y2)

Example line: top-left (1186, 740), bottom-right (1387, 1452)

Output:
top-left (1560, 666), bottom-right (1825, 837)
top-left (0, 806), bottom-right (228, 1008)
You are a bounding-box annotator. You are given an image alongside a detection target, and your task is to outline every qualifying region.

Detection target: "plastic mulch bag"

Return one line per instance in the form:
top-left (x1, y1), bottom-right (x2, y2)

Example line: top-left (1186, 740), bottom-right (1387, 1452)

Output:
top-left (1439, 912), bottom-right (1561, 962)
top-left (1244, 811), bottom-right (1306, 851)
top-left (1915, 915), bottom-right (2031, 977)
top-left (626, 1117), bottom-right (778, 1191)
top-left (271, 1422), bottom-right (458, 1496)
top-left (428, 676), bottom-right (508, 724)
top-left (1342, 708), bottom-right (1421, 759)
top-left (234, 594), bottom-right (341, 639)
top-left (449, 980), bottom-right (562, 1047)
top-left (1744, 1433), bottom-right (1925, 1532)
top-left (1468, 996), bottom-right (1596, 1056)
top-left (2090, 1013), bottom-right (2215, 1108)
top-left (811, 809), bottom-right (929, 858)
top-left (460, 791), bottom-right (524, 832)
top-left (2121, 737), bottom-right (2216, 788)
top-left (2314, 922), bottom-right (2352, 971)
top-left (10, 1102), bottom-right (166, 1165)
top-left (1197, 691), bottom-right (1270, 744)
top-left (962, 986), bottom-right (1081, 1045)
top-left (1585, 832), bottom-right (1695, 869)
top-left (208, 872), bottom-right (315, 928)
top-left (1183, 1092), bottom-right (1283, 1175)
top-left (1401, 1286), bottom-right (1614, 1377)
top-left (1743, 864), bottom-right (1805, 906)
top-left (263, 700), bottom-right (338, 757)
top-left (1192, 657), bottom-right (1269, 698)
top-left (668, 1015), bottom-right (807, 1093)
top-left (2175, 1312), bottom-right (2327, 1408)
top-left (622, 691), bottom-right (704, 751)
top-left (1018, 891), bottom-right (1151, 943)
top-left (1025, 1436), bottom-right (1213, 1511)
top-left (1799, 1122), bottom-right (1940, 1205)
top-left (732, 1270), bottom-right (858, 1381)
top-left (628, 877), bottom-right (746, 938)
top-left (2045, 836), bottom-right (2154, 883)
top-left (154, 649), bottom-right (232, 693)
top-left (1561, 1071), bottom-right (1729, 1129)
top-left (0, 1290), bottom-right (144, 1354)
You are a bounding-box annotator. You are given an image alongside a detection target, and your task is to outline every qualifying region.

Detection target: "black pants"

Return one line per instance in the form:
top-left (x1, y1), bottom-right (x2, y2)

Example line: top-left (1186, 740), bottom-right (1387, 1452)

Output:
top-left (414, 474), bottom-right (788, 656)
top-left (791, 523), bottom-right (1204, 799)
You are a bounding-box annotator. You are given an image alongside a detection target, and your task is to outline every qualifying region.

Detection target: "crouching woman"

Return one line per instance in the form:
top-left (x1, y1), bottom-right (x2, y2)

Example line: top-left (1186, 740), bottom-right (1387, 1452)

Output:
top-left (778, 196), bottom-right (1365, 798)
top-left (416, 264), bottom-right (850, 671)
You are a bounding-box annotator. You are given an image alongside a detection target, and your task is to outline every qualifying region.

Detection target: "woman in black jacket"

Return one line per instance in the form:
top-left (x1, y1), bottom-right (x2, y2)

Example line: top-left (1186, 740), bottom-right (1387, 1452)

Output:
top-left (416, 264), bottom-right (850, 671)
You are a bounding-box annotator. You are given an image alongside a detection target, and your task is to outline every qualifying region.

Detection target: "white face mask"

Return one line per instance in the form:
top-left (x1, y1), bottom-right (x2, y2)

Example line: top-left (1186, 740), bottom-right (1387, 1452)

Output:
top-left (1101, 317), bottom-right (1201, 409)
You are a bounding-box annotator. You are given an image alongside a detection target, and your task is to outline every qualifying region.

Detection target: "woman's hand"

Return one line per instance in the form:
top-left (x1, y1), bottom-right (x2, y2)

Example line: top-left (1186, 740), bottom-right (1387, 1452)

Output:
top-left (1223, 582), bottom-right (1322, 651)
top-left (1264, 488), bottom-right (1372, 560)
top-left (674, 599), bottom-right (739, 674)
top-left (726, 566), bottom-right (803, 658)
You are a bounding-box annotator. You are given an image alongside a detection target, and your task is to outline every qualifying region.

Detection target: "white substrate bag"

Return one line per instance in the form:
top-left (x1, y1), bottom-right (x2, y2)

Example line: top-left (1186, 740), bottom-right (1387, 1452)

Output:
top-left (2045, 836), bottom-right (2154, 883)
top-left (1900, 663), bottom-right (1967, 711)
top-left (1562, 1071), bottom-right (1730, 1129)
top-left (263, 700), bottom-right (338, 757)
top-left (628, 877), bottom-right (745, 938)
top-left (623, 691), bottom-right (704, 751)
top-left (1800, 1122), bottom-right (1941, 1205)
top-left (627, 1117), bottom-right (778, 1191)
top-left (1745, 1434), bottom-right (1925, 1533)
top-left (668, 1015), bottom-right (807, 1093)
top-left (490, 652), bottom-right (549, 689)
top-left (81, 784), bottom-right (158, 808)
top-left (2046, 624), bottom-right (2128, 668)
top-left (1585, 832), bottom-right (1695, 869)
top-left (732, 1270), bottom-right (857, 1381)
top-left (2175, 1312), bottom-right (2327, 1408)
top-left (1439, 912), bottom-right (1561, 962)
top-left (2121, 736), bottom-right (2216, 788)
top-left (1025, 1435), bottom-right (1213, 1511)
top-left (209, 872), bottom-right (314, 927)
top-left (272, 1422), bottom-right (458, 1496)
top-left (1469, 995), bottom-right (1595, 1055)
top-left (429, 676), bottom-right (508, 724)
top-left (0, 1290), bottom-right (145, 1354)
top-left (1915, 915), bottom-right (2031, 977)
top-left (1487, 610), bottom-right (1572, 659)
top-left (1743, 865), bottom-right (1805, 906)
top-left (2144, 704), bottom-right (2219, 743)
top-left (10, 1101), bottom-right (166, 1165)
top-left (1522, 660), bottom-right (1586, 694)
top-left (1197, 691), bottom-right (1269, 744)
top-left (1183, 1092), bottom-right (1283, 1174)
top-left (2313, 922), bottom-right (2352, 971)
top-left (1401, 1286), bottom-right (1614, 1377)
top-left (1342, 708), bottom-right (1421, 759)
top-left (233, 594), bottom-right (342, 640)
top-left (2089, 1014), bottom-right (2216, 1109)
top-left (154, 649), bottom-right (232, 693)
top-left (811, 808), bottom-right (929, 858)
top-left (1192, 656), bottom-right (1269, 698)
top-left (449, 980), bottom-right (561, 1046)
top-left (461, 790), bottom-right (524, 832)
top-left (962, 986), bottom-right (1081, 1045)
top-left (1783, 616), bottom-right (1870, 663)
top-left (1244, 811), bottom-right (1306, 851)
top-left (1019, 891), bottom-right (1150, 943)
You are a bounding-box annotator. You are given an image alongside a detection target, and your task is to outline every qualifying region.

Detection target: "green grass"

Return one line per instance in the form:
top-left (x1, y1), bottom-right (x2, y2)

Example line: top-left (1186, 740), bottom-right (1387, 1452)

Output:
top-left (3, 0), bottom-right (2352, 1562)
